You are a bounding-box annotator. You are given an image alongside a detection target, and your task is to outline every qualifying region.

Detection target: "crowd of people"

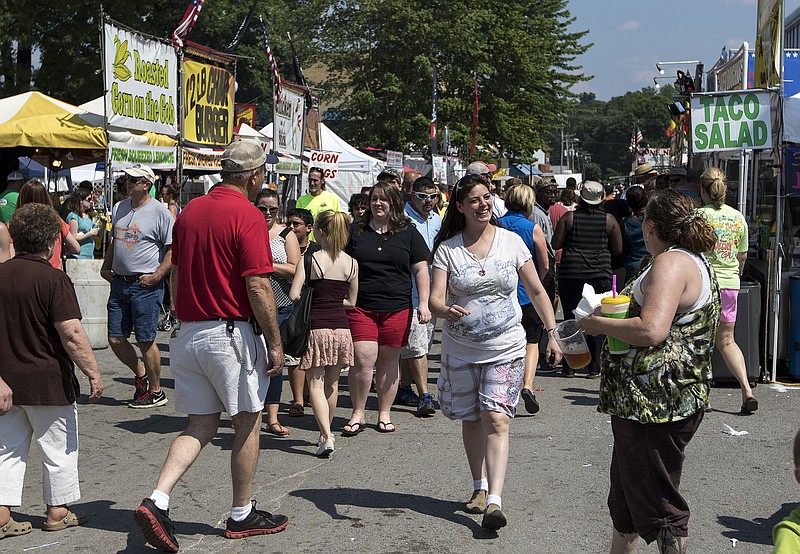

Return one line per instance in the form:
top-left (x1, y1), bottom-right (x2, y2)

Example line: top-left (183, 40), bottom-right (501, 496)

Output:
top-left (0, 146), bottom-right (787, 553)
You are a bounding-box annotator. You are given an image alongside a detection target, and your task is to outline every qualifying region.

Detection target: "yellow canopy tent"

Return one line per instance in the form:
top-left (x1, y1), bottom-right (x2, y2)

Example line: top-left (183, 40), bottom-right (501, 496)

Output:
top-left (0, 92), bottom-right (106, 152)
top-left (0, 92), bottom-right (177, 168)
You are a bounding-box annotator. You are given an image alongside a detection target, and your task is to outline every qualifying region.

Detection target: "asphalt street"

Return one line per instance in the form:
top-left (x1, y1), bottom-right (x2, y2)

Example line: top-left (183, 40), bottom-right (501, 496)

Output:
top-left (6, 328), bottom-right (799, 553)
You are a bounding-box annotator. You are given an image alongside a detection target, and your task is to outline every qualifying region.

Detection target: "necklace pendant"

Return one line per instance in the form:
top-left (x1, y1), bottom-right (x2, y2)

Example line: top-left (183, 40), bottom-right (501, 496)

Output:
top-left (479, 269), bottom-right (485, 276)
top-left (377, 246), bottom-right (382, 251)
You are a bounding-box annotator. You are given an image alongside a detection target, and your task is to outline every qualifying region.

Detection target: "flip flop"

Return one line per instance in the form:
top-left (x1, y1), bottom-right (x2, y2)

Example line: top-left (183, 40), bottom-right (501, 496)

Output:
top-left (377, 421), bottom-right (395, 433)
top-left (265, 422), bottom-right (290, 436)
top-left (741, 397), bottom-right (759, 414)
top-left (0, 517), bottom-right (32, 539)
top-left (288, 403), bottom-right (304, 417)
top-left (42, 510), bottom-right (86, 532)
top-left (341, 421), bottom-right (364, 436)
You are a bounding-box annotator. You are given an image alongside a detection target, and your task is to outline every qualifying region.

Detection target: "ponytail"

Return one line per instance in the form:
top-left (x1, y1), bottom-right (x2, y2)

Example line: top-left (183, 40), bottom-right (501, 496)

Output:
top-left (700, 167), bottom-right (726, 209)
top-left (315, 210), bottom-right (351, 260)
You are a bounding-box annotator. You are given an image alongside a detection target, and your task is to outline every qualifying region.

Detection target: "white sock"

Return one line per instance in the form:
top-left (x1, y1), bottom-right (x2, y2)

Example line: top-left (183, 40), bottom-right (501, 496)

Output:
top-left (229, 504), bottom-right (252, 522)
top-left (473, 478), bottom-right (488, 491)
top-left (150, 490), bottom-right (170, 511)
top-left (486, 494), bottom-right (502, 508)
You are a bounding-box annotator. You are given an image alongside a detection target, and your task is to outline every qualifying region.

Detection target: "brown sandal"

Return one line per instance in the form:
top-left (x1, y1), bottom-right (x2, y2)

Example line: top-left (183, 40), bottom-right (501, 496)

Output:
top-left (42, 510), bottom-right (86, 531)
top-left (288, 403), bottom-right (304, 417)
top-left (0, 517), bottom-right (32, 539)
top-left (265, 421), bottom-right (290, 436)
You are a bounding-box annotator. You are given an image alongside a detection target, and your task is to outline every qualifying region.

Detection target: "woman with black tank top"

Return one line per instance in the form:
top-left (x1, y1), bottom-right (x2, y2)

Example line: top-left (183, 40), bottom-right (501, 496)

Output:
top-left (552, 181), bottom-right (623, 377)
top-left (289, 210), bottom-right (358, 458)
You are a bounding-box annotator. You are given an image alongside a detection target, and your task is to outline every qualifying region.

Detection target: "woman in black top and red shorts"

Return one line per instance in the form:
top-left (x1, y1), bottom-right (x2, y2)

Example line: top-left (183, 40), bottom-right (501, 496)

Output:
top-left (343, 182), bottom-right (431, 435)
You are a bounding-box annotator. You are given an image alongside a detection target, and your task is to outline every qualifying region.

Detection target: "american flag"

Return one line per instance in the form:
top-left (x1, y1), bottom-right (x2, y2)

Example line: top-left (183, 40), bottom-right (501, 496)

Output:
top-left (630, 126), bottom-right (643, 151)
top-left (172, 0), bottom-right (204, 48)
top-left (260, 16), bottom-right (282, 104)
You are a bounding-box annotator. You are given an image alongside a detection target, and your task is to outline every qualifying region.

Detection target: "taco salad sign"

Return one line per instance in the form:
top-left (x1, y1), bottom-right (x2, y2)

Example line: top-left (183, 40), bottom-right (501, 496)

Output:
top-left (104, 22), bottom-right (177, 136)
top-left (690, 92), bottom-right (772, 153)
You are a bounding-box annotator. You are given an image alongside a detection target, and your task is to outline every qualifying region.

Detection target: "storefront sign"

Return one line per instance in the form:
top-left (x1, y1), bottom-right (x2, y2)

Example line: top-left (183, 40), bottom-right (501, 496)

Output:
top-left (714, 43), bottom-right (750, 92)
top-left (305, 149), bottom-right (341, 179)
top-left (104, 22), bottom-right (177, 136)
top-left (691, 92), bottom-right (772, 152)
top-left (273, 86), bottom-right (305, 157)
top-left (109, 141), bottom-right (176, 169)
top-left (235, 103), bottom-right (256, 127)
top-left (182, 147), bottom-right (223, 171)
top-left (183, 59), bottom-right (234, 146)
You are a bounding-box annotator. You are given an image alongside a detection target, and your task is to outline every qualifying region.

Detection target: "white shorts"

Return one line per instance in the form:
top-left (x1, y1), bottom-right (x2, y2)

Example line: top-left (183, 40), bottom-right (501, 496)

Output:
top-left (400, 311), bottom-right (435, 359)
top-left (0, 404), bottom-right (81, 506)
top-left (171, 320), bottom-right (270, 416)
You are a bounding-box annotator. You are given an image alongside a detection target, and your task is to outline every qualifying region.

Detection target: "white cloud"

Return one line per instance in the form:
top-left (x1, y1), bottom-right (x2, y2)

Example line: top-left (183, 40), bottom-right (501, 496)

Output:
top-left (620, 20), bottom-right (641, 31)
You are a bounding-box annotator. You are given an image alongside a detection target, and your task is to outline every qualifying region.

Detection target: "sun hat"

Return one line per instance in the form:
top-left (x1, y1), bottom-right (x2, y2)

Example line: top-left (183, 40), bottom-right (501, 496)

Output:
top-left (580, 181), bottom-right (604, 205)
top-left (122, 165), bottom-right (156, 184)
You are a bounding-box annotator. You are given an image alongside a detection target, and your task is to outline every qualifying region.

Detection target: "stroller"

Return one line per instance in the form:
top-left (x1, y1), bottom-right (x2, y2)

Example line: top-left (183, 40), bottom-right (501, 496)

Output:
top-left (157, 305), bottom-right (178, 332)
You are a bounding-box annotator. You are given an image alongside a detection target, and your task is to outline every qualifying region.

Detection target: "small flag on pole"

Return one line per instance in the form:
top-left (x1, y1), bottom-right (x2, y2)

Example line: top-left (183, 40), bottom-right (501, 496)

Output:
top-left (260, 16), bottom-right (282, 104)
top-left (172, 0), bottom-right (204, 48)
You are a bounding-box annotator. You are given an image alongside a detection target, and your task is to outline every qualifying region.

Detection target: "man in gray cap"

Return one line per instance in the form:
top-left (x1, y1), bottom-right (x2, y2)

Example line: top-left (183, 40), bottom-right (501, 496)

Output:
top-left (133, 140), bottom-right (287, 552)
top-left (100, 164), bottom-right (173, 409)
top-left (0, 170), bottom-right (25, 224)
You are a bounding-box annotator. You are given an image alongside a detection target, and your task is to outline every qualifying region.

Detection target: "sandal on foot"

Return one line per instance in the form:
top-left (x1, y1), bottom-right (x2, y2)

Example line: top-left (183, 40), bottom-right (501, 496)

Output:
top-left (265, 422), bottom-right (290, 436)
top-left (741, 397), bottom-right (759, 414)
top-left (0, 517), bottom-right (32, 539)
top-left (288, 403), bottom-right (304, 417)
top-left (341, 421), bottom-right (364, 436)
top-left (42, 510), bottom-right (86, 531)
top-left (377, 421), bottom-right (395, 433)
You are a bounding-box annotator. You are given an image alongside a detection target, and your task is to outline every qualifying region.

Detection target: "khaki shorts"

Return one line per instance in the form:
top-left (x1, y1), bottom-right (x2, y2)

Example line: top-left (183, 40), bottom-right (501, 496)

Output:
top-left (400, 310), bottom-right (435, 359)
top-left (171, 320), bottom-right (270, 416)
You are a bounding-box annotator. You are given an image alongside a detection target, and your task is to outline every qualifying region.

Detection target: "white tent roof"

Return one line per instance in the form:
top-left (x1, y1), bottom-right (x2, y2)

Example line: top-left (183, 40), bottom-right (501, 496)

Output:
top-left (259, 122), bottom-right (383, 173)
top-left (259, 122), bottom-right (385, 208)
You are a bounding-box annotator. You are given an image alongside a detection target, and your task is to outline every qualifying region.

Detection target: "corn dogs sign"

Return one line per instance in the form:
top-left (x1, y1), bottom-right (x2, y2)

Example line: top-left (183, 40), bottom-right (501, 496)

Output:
top-left (690, 92), bottom-right (772, 152)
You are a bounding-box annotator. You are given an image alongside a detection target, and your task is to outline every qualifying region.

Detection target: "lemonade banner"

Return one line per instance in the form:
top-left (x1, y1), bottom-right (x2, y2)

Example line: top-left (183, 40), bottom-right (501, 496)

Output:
top-left (183, 59), bottom-right (235, 146)
top-left (104, 22), bottom-right (177, 136)
top-left (690, 92), bottom-right (772, 153)
top-left (109, 141), bottom-right (177, 169)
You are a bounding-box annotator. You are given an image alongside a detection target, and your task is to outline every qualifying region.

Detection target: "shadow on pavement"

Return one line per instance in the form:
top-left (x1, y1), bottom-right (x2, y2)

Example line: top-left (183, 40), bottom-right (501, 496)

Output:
top-left (718, 502), bottom-right (794, 545)
top-left (70, 499), bottom-right (219, 553)
top-left (562, 387), bottom-right (599, 407)
top-left (289, 488), bottom-right (499, 538)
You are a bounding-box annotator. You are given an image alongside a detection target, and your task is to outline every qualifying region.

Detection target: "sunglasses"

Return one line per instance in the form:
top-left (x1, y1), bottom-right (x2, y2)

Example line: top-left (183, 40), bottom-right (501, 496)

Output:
top-left (257, 205), bottom-right (280, 213)
top-left (414, 192), bottom-right (439, 201)
top-left (289, 220), bottom-right (306, 227)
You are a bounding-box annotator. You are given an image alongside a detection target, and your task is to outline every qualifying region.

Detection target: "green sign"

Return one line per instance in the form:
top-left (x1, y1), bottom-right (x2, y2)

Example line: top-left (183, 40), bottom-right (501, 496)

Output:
top-left (691, 92), bottom-right (772, 152)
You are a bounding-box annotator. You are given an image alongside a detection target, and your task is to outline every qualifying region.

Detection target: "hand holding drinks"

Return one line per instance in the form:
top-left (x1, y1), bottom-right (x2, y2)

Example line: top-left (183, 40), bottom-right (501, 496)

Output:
top-left (552, 320), bottom-right (592, 369)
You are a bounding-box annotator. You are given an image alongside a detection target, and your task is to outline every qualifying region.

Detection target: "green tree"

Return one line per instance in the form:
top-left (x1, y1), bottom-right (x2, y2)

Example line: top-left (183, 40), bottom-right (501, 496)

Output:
top-left (565, 86), bottom-right (676, 176)
top-left (318, 0), bottom-right (589, 158)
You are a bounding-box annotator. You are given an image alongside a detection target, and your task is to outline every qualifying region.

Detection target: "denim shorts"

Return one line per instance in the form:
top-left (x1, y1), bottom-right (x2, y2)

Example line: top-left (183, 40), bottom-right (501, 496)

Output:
top-left (107, 277), bottom-right (163, 343)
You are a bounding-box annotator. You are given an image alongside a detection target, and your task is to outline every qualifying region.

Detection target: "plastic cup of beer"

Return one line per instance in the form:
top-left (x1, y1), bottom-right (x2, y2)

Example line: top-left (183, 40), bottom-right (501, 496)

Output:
top-left (552, 320), bottom-right (592, 369)
top-left (600, 294), bottom-right (630, 355)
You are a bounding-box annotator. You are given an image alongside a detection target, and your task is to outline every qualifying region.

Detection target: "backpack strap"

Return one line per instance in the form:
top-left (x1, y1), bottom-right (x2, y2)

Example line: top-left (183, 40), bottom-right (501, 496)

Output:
top-left (279, 227), bottom-right (292, 239)
top-left (303, 250), bottom-right (313, 287)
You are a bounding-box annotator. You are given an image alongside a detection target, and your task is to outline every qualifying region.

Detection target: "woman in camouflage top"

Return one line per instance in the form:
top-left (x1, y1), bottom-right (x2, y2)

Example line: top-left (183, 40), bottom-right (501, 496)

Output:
top-left (578, 190), bottom-right (720, 554)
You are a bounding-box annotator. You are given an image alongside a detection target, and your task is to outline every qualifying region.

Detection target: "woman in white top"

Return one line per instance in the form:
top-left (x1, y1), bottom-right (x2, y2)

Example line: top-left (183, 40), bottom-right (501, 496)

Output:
top-left (429, 174), bottom-right (561, 531)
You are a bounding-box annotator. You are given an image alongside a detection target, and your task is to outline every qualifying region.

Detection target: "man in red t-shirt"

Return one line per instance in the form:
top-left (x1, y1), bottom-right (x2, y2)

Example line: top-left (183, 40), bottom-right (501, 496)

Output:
top-left (134, 141), bottom-right (288, 551)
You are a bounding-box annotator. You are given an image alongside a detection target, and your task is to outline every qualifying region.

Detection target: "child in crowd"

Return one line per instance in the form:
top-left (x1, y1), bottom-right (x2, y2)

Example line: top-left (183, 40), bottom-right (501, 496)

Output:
top-left (773, 429), bottom-right (800, 552)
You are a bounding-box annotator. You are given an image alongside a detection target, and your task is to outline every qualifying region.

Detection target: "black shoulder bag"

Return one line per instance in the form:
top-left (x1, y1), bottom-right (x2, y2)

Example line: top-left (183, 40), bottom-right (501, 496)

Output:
top-left (279, 250), bottom-right (315, 357)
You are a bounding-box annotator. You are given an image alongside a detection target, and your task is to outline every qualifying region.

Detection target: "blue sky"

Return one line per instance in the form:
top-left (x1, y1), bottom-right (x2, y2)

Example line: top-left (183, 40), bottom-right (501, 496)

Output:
top-left (567, 0), bottom-right (800, 100)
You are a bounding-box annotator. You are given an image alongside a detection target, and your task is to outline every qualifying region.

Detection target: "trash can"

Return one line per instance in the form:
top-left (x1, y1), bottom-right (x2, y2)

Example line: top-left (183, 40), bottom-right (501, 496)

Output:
top-left (789, 275), bottom-right (800, 377)
top-left (711, 280), bottom-right (760, 386)
top-left (65, 258), bottom-right (109, 350)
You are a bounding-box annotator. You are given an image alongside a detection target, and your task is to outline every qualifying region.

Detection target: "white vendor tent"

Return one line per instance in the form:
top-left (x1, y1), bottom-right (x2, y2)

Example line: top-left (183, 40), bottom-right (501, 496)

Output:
top-left (260, 122), bottom-right (385, 207)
